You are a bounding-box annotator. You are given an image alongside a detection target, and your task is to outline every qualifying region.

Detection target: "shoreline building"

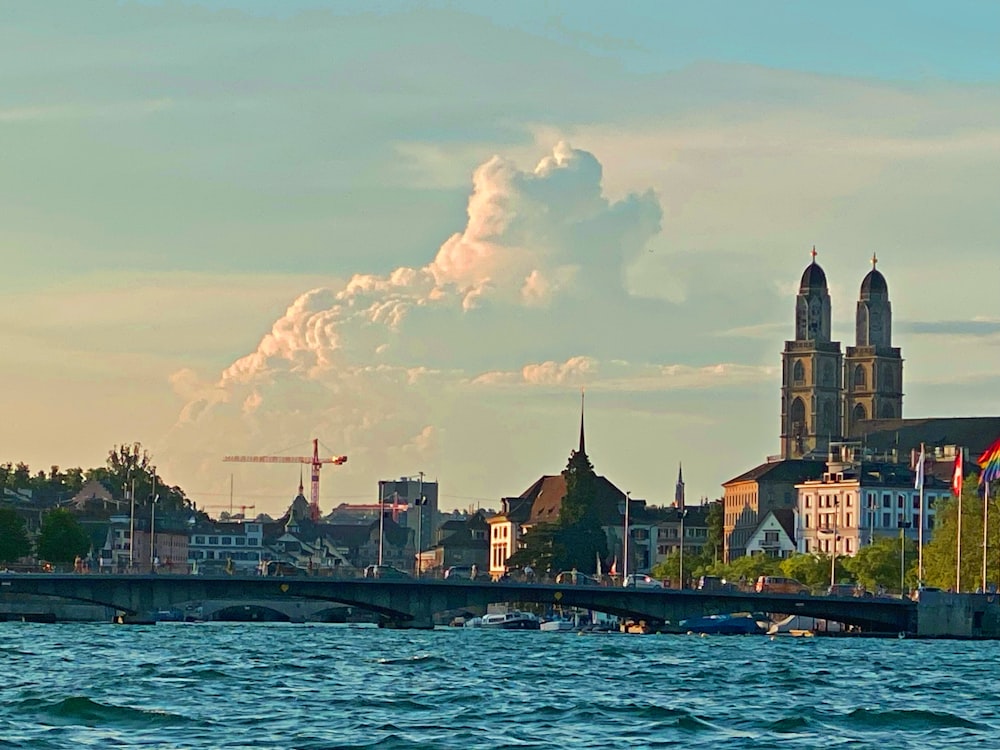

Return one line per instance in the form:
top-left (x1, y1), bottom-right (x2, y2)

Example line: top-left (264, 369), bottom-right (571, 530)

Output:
top-left (726, 250), bottom-right (1000, 562)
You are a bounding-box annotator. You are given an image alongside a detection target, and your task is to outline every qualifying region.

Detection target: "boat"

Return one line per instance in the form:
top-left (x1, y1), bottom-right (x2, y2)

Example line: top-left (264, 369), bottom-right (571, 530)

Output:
top-left (463, 616), bottom-right (484, 628)
top-left (679, 613), bottom-right (768, 635)
top-left (540, 616), bottom-right (579, 632)
top-left (480, 611), bottom-right (541, 630)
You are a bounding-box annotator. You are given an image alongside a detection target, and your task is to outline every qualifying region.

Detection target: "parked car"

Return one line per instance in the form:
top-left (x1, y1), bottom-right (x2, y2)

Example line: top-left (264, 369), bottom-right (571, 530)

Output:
top-left (444, 565), bottom-right (473, 580)
top-left (363, 564), bottom-right (410, 580)
top-left (623, 574), bottom-right (664, 589)
top-left (555, 571), bottom-right (601, 585)
top-left (828, 583), bottom-right (871, 597)
top-left (697, 575), bottom-right (729, 591)
top-left (755, 575), bottom-right (810, 595)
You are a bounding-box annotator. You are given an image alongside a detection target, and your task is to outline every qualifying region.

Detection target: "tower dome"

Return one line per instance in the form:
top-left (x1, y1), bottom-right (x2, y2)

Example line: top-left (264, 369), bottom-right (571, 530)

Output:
top-left (860, 255), bottom-right (888, 299)
top-left (799, 247), bottom-right (827, 293)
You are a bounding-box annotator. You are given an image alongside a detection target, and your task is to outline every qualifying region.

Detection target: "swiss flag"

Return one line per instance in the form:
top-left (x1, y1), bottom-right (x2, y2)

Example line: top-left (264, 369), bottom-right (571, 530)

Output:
top-left (952, 450), bottom-right (964, 498)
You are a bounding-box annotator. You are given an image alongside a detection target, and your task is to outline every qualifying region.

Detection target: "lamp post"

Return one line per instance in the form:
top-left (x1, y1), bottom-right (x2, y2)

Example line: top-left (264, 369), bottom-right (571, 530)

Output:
top-left (623, 491), bottom-right (631, 582)
top-left (679, 508), bottom-right (689, 590)
top-left (830, 498), bottom-right (840, 589)
top-left (377, 481), bottom-right (386, 566)
top-left (149, 466), bottom-right (158, 572)
top-left (126, 469), bottom-right (134, 570)
top-left (415, 472), bottom-right (425, 577)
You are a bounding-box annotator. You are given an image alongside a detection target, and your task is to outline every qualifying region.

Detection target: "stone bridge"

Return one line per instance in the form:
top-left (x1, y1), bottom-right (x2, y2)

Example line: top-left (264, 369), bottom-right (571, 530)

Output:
top-left (0, 573), bottom-right (919, 632)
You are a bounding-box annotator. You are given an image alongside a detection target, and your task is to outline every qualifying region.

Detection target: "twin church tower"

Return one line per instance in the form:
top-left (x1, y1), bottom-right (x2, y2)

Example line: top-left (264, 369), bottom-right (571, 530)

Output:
top-left (780, 249), bottom-right (903, 459)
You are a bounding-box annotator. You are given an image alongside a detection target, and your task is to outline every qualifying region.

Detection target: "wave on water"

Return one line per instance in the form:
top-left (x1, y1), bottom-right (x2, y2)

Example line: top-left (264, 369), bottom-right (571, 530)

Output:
top-left (18, 695), bottom-right (199, 728)
top-left (375, 654), bottom-right (451, 667)
top-left (843, 707), bottom-right (985, 732)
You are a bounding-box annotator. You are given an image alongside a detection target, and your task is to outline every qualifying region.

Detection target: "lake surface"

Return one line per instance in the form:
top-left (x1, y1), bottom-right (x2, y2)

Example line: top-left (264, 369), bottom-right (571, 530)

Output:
top-left (1, 622), bottom-right (997, 749)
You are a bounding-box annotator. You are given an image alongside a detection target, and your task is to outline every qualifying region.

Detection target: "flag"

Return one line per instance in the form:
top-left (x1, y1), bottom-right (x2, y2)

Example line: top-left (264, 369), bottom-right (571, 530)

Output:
top-left (978, 437), bottom-right (1000, 485)
top-left (609, 557), bottom-right (618, 576)
top-left (596, 552), bottom-right (602, 577)
top-left (952, 450), bottom-right (964, 497)
top-left (914, 444), bottom-right (925, 490)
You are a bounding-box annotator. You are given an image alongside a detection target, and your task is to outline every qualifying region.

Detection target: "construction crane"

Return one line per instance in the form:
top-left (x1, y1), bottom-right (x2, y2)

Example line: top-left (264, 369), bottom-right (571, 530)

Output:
top-left (223, 438), bottom-right (347, 521)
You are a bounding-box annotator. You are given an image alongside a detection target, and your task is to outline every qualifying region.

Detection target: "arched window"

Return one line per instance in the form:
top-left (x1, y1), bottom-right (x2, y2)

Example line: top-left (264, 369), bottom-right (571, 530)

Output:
top-left (853, 364), bottom-right (866, 389)
top-left (853, 403), bottom-right (867, 424)
top-left (793, 360), bottom-right (805, 384)
top-left (790, 398), bottom-right (807, 454)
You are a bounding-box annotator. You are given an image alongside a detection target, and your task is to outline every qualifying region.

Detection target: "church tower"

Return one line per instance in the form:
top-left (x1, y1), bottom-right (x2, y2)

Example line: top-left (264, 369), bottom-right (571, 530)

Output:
top-left (780, 249), bottom-right (844, 459)
top-left (844, 254), bottom-right (903, 435)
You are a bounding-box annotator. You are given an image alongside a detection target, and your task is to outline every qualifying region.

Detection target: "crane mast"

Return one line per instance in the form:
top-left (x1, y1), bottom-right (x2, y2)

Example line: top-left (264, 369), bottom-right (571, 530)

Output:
top-left (223, 438), bottom-right (347, 521)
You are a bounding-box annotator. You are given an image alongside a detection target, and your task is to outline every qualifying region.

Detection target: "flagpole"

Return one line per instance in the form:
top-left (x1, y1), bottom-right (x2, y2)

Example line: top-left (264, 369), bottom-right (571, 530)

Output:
top-left (983, 479), bottom-right (988, 592)
top-left (917, 443), bottom-right (925, 584)
top-left (956, 448), bottom-right (963, 593)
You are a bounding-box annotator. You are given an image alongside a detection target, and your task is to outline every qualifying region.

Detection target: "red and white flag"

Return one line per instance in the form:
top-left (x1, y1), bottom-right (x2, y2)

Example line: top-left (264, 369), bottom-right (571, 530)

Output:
top-left (609, 557), bottom-right (618, 576)
top-left (952, 450), bottom-right (964, 497)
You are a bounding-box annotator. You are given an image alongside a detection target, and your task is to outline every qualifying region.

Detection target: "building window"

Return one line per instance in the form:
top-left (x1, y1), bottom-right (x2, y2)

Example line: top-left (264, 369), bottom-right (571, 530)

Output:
top-left (883, 494), bottom-right (891, 508)
top-left (805, 496), bottom-right (811, 508)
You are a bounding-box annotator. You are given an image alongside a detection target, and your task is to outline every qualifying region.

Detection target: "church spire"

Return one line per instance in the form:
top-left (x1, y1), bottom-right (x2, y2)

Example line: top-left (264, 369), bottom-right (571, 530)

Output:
top-left (578, 389), bottom-right (586, 455)
top-left (674, 463), bottom-right (685, 509)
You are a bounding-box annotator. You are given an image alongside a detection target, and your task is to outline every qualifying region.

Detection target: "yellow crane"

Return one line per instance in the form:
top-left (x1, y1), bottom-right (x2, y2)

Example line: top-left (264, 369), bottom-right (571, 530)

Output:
top-left (223, 438), bottom-right (347, 521)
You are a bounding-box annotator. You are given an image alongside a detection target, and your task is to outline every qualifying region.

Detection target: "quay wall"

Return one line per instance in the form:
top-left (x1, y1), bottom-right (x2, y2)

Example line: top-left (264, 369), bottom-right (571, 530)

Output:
top-left (915, 590), bottom-right (1000, 638)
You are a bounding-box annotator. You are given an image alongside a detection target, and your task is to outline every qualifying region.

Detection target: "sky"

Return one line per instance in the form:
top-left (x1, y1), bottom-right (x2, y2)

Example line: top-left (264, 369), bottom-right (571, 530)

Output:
top-left (2, 0), bottom-right (999, 517)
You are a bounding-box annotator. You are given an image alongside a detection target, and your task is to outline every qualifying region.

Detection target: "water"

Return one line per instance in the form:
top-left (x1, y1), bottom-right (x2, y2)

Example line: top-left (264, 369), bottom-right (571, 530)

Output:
top-left (1, 623), bottom-right (997, 749)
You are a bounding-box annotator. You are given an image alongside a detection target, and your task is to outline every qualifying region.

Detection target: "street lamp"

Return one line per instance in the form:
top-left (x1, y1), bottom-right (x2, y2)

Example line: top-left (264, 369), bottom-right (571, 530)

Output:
top-left (679, 508), bottom-right (689, 590)
top-left (126, 469), bottom-right (135, 570)
top-left (623, 491), bottom-right (631, 582)
top-left (149, 466), bottom-right (159, 572)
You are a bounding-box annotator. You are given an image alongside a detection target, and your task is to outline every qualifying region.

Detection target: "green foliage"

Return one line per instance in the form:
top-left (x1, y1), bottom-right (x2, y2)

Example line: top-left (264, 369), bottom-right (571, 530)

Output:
top-left (779, 552), bottom-right (848, 589)
top-left (0, 507), bottom-right (32, 563)
top-left (507, 522), bottom-right (562, 574)
top-left (651, 550), bottom-right (680, 583)
top-left (841, 535), bottom-right (917, 592)
top-left (921, 475), bottom-right (997, 591)
top-left (507, 446), bottom-right (609, 576)
top-left (35, 509), bottom-right (91, 564)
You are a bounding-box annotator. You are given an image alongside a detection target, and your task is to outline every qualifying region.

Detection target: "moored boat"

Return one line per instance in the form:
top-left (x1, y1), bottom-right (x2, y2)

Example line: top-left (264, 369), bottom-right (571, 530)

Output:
top-left (679, 613), bottom-right (767, 635)
top-left (480, 611), bottom-right (541, 630)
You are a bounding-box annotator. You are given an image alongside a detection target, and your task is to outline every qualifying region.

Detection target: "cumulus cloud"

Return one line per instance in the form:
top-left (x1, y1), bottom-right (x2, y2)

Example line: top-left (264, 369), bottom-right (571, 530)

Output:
top-left (164, 143), bottom-right (763, 510)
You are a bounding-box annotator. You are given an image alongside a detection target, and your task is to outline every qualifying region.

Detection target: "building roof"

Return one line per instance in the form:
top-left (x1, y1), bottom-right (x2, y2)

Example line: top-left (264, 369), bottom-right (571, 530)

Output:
top-left (850, 417), bottom-right (1000, 458)
top-left (770, 508), bottom-right (797, 541)
top-left (860, 268), bottom-right (888, 298)
top-left (723, 459), bottom-right (825, 487)
top-left (799, 261), bottom-right (828, 293)
top-left (519, 473), bottom-right (625, 526)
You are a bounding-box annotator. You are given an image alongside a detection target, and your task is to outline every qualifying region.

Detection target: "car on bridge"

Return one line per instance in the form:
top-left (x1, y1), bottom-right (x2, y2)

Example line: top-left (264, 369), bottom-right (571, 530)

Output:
top-left (363, 565), bottom-right (411, 580)
top-left (623, 574), bottom-right (664, 589)
top-left (755, 576), bottom-right (810, 595)
top-left (555, 571), bottom-right (601, 585)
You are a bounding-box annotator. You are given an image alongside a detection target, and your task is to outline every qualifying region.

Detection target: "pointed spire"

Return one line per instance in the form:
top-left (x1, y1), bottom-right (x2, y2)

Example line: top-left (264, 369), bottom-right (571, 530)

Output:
top-left (298, 468), bottom-right (304, 498)
top-left (578, 389), bottom-right (586, 455)
top-left (674, 462), bottom-right (685, 509)
top-left (871, 251), bottom-right (878, 270)
top-left (811, 245), bottom-right (817, 263)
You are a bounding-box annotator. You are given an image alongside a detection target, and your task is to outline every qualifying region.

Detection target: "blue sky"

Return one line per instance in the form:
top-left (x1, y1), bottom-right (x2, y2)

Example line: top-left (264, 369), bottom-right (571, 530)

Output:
top-left (2, 1), bottom-right (998, 514)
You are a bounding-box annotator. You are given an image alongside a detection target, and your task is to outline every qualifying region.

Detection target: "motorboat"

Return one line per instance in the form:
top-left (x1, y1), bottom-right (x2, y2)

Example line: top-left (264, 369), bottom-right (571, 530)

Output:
top-left (540, 616), bottom-right (579, 632)
top-left (679, 613), bottom-right (768, 635)
top-left (480, 611), bottom-right (541, 630)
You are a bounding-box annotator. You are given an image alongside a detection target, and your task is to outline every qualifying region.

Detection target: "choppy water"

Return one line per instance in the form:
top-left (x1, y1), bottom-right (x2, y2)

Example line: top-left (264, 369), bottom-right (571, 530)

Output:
top-left (1, 623), bottom-right (998, 748)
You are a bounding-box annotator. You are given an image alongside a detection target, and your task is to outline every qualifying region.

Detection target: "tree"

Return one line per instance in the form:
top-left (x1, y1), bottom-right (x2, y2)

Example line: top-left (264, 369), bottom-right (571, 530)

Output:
top-left (35, 509), bottom-right (90, 565)
top-left (507, 522), bottom-right (562, 575)
top-left (921, 475), bottom-right (997, 591)
top-left (0, 508), bottom-right (31, 563)
top-left (780, 552), bottom-right (845, 589)
top-left (842, 535), bottom-right (916, 592)
top-left (555, 446), bottom-right (607, 573)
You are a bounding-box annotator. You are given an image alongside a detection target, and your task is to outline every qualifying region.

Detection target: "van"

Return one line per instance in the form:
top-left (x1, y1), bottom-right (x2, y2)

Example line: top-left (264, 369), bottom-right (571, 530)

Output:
top-left (755, 576), bottom-right (810, 595)
top-left (828, 583), bottom-right (869, 597)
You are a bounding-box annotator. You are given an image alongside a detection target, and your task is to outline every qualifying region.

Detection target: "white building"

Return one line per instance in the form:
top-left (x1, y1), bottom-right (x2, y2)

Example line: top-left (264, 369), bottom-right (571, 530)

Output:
top-left (795, 444), bottom-right (947, 557)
